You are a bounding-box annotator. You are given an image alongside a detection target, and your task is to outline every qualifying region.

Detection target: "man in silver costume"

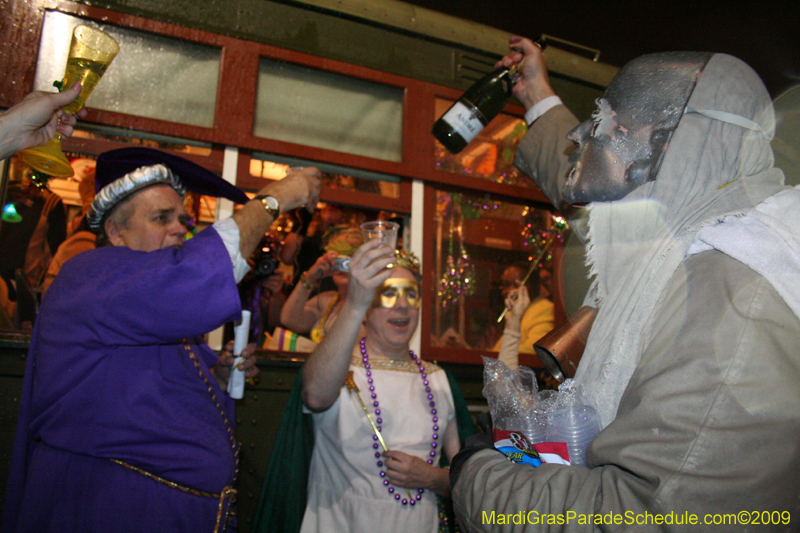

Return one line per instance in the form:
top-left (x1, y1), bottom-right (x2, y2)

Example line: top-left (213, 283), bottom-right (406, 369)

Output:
top-left (451, 37), bottom-right (800, 531)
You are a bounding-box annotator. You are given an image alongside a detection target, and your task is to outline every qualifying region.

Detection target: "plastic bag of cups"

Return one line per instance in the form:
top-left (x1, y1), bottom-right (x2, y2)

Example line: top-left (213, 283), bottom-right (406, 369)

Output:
top-left (482, 357), bottom-right (600, 467)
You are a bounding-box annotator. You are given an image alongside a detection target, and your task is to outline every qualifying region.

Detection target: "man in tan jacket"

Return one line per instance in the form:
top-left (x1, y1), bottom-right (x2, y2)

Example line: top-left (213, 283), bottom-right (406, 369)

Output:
top-left (451, 37), bottom-right (800, 532)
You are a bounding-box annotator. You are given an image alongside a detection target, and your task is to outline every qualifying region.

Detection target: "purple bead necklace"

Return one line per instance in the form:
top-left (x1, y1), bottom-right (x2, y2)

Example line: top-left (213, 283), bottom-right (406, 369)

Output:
top-left (360, 337), bottom-right (439, 506)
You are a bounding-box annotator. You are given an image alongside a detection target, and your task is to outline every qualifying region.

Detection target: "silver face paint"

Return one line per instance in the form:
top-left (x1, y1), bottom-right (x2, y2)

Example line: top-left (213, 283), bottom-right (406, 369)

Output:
top-left (562, 52), bottom-right (712, 204)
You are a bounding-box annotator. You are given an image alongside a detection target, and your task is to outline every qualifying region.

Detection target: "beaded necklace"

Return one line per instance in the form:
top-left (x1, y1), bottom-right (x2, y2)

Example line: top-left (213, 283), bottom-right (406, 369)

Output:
top-left (359, 337), bottom-right (439, 506)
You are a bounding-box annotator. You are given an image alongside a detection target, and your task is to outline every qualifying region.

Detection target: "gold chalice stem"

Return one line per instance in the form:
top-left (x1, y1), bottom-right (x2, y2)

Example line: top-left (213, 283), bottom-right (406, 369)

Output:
top-left (345, 371), bottom-right (413, 501)
top-left (17, 25), bottom-right (119, 178)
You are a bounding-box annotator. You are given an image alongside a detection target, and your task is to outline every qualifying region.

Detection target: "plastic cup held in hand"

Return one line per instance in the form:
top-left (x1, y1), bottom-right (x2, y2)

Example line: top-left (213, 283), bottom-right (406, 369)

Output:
top-left (361, 221), bottom-right (399, 251)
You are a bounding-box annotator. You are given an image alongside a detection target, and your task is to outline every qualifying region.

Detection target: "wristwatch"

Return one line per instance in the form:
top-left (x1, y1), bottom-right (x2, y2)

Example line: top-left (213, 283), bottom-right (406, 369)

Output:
top-left (253, 194), bottom-right (280, 219)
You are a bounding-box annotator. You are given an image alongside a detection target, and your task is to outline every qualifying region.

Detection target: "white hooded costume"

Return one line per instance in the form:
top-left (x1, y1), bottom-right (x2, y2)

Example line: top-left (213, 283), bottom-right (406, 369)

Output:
top-left (453, 53), bottom-right (800, 531)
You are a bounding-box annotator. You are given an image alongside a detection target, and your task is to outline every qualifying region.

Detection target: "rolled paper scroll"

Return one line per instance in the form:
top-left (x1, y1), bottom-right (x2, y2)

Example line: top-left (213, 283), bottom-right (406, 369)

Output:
top-left (227, 310), bottom-right (251, 399)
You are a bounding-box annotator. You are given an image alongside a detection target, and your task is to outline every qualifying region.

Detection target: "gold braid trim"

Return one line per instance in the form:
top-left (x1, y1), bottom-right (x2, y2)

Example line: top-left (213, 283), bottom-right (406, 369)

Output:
top-left (107, 341), bottom-right (240, 532)
top-left (109, 459), bottom-right (236, 533)
top-left (107, 340), bottom-right (241, 532)
top-left (349, 353), bottom-right (442, 373)
top-left (182, 340), bottom-right (240, 532)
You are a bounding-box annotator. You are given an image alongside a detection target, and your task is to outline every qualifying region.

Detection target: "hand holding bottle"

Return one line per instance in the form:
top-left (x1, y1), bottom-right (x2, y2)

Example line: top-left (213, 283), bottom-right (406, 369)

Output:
top-left (432, 35), bottom-right (548, 154)
top-left (496, 36), bottom-right (557, 112)
top-left (432, 64), bottom-right (518, 154)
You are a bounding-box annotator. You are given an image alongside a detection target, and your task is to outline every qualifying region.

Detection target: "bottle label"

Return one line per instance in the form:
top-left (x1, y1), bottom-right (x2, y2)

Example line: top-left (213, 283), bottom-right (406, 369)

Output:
top-left (440, 101), bottom-right (483, 144)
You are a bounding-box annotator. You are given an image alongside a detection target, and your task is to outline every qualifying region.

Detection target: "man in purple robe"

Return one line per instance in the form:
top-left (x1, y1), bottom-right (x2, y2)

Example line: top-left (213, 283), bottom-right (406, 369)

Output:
top-left (1, 148), bottom-right (320, 533)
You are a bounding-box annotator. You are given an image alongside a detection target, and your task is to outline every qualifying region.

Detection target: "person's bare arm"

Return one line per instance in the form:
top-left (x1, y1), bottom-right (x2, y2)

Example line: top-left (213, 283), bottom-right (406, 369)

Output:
top-left (281, 291), bottom-right (332, 334)
top-left (279, 251), bottom-right (338, 332)
top-left (383, 419), bottom-right (460, 498)
top-left (0, 82), bottom-right (87, 160)
top-left (301, 239), bottom-right (395, 411)
top-left (497, 285), bottom-right (530, 371)
top-left (230, 167), bottom-right (321, 261)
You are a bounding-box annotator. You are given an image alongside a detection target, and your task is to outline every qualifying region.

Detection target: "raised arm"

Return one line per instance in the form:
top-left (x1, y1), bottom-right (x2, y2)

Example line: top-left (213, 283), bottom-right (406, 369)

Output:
top-left (498, 37), bottom-right (582, 220)
top-left (0, 82), bottom-right (86, 160)
top-left (498, 36), bottom-right (557, 111)
top-left (231, 167), bottom-right (320, 261)
top-left (301, 239), bottom-right (395, 411)
top-left (280, 251), bottom-right (338, 333)
top-left (497, 285), bottom-right (531, 371)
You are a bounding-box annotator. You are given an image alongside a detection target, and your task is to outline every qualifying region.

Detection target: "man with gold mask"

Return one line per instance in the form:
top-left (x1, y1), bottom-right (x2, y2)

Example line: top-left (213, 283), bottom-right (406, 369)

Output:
top-left (252, 240), bottom-right (474, 533)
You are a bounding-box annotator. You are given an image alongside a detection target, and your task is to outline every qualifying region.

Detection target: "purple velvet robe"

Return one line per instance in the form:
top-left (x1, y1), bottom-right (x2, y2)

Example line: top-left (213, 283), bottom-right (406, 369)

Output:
top-left (2, 227), bottom-right (243, 533)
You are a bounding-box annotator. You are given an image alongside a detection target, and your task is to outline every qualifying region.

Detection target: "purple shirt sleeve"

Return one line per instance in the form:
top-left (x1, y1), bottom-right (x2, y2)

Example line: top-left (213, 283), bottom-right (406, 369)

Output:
top-left (44, 226), bottom-right (242, 345)
top-left (5, 227), bottom-right (244, 528)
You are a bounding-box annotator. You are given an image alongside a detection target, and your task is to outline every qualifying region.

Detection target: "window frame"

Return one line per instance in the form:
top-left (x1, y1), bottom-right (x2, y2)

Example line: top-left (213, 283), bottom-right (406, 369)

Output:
top-left (2, 0), bottom-right (566, 365)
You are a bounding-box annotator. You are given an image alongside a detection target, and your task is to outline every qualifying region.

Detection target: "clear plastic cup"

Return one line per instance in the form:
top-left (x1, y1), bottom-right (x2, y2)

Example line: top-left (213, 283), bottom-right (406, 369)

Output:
top-left (548, 404), bottom-right (601, 466)
top-left (361, 221), bottom-right (399, 250)
top-left (523, 407), bottom-right (548, 445)
top-left (523, 420), bottom-right (548, 445)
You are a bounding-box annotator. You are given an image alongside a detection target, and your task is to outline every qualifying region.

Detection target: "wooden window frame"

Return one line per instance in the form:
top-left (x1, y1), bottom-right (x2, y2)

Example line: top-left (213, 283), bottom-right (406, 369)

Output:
top-left (2, 0), bottom-right (562, 365)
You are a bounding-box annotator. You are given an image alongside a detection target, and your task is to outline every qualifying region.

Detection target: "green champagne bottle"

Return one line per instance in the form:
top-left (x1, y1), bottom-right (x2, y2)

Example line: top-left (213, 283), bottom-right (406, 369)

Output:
top-left (432, 37), bottom-right (546, 154)
top-left (432, 65), bottom-right (519, 154)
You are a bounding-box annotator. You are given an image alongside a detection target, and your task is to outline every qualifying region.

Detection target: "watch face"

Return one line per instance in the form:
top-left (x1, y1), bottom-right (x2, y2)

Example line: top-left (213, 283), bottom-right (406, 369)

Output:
top-left (263, 195), bottom-right (279, 211)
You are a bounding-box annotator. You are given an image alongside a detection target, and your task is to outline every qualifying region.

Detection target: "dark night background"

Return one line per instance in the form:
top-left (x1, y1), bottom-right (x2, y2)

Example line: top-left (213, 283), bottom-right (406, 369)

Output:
top-left (406, 0), bottom-right (799, 99)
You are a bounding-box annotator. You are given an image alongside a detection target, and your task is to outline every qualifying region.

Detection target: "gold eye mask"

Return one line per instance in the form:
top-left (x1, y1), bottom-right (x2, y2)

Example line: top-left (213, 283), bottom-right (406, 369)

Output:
top-left (374, 278), bottom-right (420, 309)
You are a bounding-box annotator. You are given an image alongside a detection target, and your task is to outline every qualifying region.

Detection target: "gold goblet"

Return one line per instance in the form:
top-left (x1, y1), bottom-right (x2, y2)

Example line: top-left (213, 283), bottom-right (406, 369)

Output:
top-left (18, 25), bottom-right (119, 178)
